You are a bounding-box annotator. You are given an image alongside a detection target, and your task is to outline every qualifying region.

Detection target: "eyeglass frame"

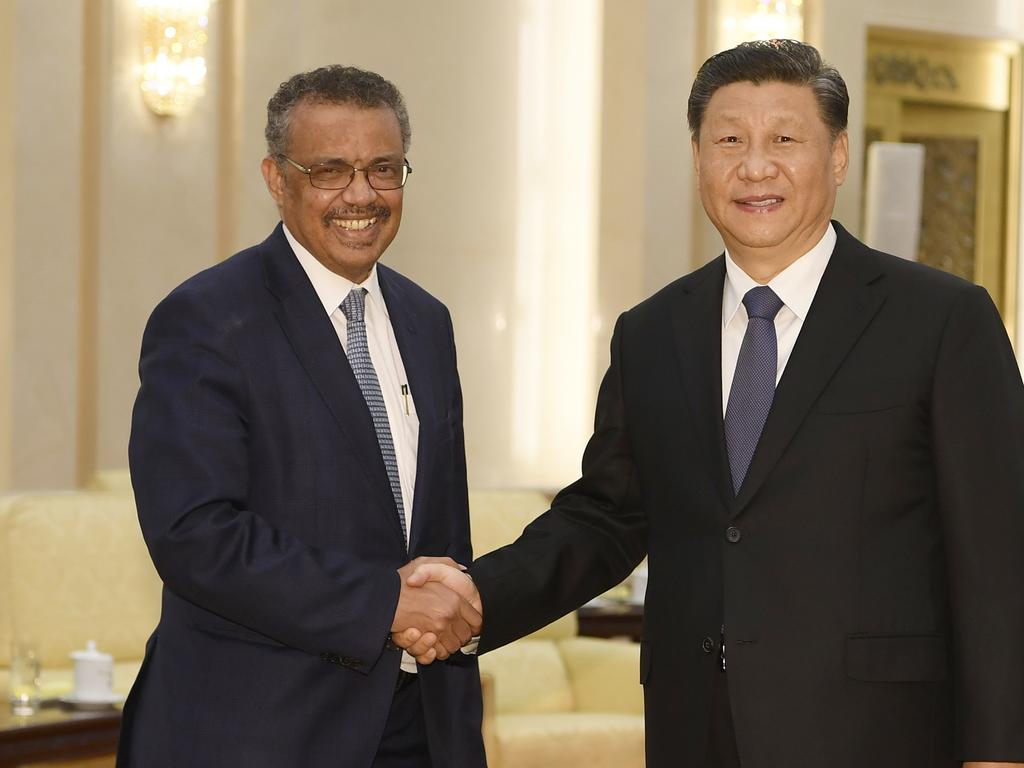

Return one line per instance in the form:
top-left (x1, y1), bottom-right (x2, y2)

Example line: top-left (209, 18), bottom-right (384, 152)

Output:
top-left (275, 154), bottom-right (413, 191)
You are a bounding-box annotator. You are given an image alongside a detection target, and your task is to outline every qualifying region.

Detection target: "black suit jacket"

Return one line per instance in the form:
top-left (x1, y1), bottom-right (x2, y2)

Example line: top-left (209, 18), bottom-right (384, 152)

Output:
top-left (471, 222), bottom-right (1024, 768)
top-left (118, 224), bottom-right (485, 768)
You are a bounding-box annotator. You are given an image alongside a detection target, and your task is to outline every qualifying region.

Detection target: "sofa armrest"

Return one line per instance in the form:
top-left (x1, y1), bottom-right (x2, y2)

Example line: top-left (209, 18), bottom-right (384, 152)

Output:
top-left (558, 637), bottom-right (643, 714)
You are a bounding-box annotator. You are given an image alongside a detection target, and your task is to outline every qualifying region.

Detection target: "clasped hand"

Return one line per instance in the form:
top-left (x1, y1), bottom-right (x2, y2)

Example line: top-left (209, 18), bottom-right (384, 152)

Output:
top-left (390, 557), bottom-right (482, 664)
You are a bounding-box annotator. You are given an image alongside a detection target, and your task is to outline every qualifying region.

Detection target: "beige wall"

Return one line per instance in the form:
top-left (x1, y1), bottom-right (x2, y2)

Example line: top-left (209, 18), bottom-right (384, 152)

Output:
top-left (12, 0), bottom-right (86, 488)
top-left (642, 0), bottom-right (701, 288)
top-left (3, 0), bottom-right (652, 490)
top-left (93, 0), bottom-right (224, 473)
top-left (0, 0), bottom-right (14, 489)
top-left (2, 0), bottom-right (1022, 491)
top-left (596, 0), bottom-right (648, 392)
top-left (232, 0), bottom-right (609, 487)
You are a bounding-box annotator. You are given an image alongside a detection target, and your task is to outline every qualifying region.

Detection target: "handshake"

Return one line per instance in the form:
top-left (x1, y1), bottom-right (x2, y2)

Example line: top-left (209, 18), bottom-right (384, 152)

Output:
top-left (390, 557), bottom-right (482, 664)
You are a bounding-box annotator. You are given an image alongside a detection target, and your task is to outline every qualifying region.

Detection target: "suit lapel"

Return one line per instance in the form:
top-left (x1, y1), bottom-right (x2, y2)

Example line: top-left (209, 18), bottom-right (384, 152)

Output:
top-left (733, 224), bottom-right (887, 514)
top-left (669, 257), bottom-right (735, 510)
top-left (378, 265), bottom-right (439, 555)
top-left (260, 225), bottom-right (396, 516)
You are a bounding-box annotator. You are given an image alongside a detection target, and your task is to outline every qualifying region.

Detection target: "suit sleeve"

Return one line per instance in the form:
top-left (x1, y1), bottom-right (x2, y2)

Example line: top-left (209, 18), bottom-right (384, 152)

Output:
top-left (129, 288), bottom-right (399, 670)
top-left (471, 314), bottom-right (648, 652)
top-left (931, 285), bottom-right (1024, 758)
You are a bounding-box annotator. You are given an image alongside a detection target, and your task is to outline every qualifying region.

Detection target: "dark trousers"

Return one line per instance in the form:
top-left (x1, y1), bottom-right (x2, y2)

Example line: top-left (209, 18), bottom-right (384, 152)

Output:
top-left (705, 671), bottom-right (742, 768)
top-left (373, 673), bottom-right (432, 768)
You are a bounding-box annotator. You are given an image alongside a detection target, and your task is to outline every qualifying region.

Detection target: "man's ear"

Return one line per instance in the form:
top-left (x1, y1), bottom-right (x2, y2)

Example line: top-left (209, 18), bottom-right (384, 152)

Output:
top-left (691, 137), bottom-right (701, 180)
top-left (831, 131), bottom-right (850, 186)
top-left (261, 155), bottom-right (286, 207)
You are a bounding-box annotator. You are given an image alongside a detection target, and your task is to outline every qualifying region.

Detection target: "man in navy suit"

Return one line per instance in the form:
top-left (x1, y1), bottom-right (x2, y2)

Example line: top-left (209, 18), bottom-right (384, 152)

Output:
top-left (119, 65), bottom-right (485, 768)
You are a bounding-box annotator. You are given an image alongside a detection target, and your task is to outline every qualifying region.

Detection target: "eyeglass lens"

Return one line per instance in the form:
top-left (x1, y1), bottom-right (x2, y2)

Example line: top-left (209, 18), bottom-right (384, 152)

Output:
top-left (309, 163), bottom-right (407, 190)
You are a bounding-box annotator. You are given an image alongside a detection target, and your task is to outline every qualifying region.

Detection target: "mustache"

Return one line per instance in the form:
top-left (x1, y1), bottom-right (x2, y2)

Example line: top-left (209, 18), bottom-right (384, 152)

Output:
top-left (323, 206), bottom-right (389, 223)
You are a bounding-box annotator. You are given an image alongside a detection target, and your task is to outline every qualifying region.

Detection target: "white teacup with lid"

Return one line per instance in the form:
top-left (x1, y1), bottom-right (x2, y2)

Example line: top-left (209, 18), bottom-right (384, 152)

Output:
top-left (71, 640), bottom-right (114, 701)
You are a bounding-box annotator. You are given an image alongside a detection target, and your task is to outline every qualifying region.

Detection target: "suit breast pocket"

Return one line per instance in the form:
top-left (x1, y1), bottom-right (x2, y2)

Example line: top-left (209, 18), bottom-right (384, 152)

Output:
top-left (815, 393), bottom-right (906, 415)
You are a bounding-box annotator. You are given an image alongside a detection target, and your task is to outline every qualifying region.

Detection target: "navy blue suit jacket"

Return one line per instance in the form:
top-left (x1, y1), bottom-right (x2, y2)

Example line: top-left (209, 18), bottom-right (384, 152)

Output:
top-left (118, 224), bottom-right (485, 767)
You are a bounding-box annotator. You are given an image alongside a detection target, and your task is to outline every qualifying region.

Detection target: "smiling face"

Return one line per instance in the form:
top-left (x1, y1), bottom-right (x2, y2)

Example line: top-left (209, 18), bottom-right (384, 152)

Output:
top-left (692, 80), bottom-right (849, 281)
top-left (262, 100), bottom-right (405, 283)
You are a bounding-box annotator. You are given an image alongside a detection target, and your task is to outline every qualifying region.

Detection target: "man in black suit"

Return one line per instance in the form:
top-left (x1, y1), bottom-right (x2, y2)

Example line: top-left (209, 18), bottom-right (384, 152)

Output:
top-left (120, 66), bottom-right (485, 768)
top-left (402, 40), bottom-right (1024, 768)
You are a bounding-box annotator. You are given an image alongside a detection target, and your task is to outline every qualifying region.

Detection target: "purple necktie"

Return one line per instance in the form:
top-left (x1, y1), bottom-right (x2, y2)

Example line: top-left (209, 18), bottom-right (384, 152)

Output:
top-left (724, 286), bottom-right (784, 495)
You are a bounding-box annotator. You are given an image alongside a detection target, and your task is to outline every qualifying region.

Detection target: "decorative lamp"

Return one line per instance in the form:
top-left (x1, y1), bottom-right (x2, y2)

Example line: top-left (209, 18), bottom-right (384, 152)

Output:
top-left (717, 0), bottom-right (804, 52)
top-left (137, 0), bottom-right (211, 116)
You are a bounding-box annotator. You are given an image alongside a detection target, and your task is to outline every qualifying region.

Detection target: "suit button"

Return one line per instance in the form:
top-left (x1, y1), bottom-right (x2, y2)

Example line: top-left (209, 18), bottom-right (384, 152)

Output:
top-left (701, 637), bottom-right (715, 654)
top-left (725, 526), bottom-right (742, 543)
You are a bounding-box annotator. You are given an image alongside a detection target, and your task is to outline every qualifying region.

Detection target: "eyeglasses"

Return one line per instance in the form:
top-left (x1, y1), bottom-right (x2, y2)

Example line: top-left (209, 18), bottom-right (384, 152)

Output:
top-left (276, 155), bottom-right (412, 191)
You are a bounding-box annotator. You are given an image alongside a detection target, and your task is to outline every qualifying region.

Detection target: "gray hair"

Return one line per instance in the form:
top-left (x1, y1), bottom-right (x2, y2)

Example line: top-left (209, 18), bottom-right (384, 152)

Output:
top-left (687, 39), bottom-right (848, 142)
top-left (265, 65), bottom-right (411, 157)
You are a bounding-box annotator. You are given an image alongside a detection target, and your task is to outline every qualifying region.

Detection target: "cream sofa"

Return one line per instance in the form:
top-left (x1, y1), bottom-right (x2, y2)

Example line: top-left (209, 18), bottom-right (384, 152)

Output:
top-left (0, 481), bottom-right (643, 768)
top-left (0, 480), bottom-right (159, 701)
top-left (469, 490), bottom-right (645, 768)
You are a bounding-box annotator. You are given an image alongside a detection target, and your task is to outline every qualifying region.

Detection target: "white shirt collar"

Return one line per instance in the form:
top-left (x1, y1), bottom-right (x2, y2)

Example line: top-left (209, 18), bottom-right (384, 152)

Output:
top-left (282, 223), bottom-right (389, 320)
top-left (722, 223), bottom-right (836, 327)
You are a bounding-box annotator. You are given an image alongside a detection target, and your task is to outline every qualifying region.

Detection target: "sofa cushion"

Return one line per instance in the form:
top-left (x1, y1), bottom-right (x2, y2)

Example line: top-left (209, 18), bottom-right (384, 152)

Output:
top-left (495, 712), bottom-right (645, 768)
top-left (0, 492), bottom-right (161, 667)
top-left (558, 636), bottom-right (643, 714)
top-left (468, 489), bottom-right (551, 558)
top-left (478, 639), bottom-right (574, 714)
top-left (84, 470), bottom-right (133, 492)
top-left (523, 611), bottom-right (578, 640)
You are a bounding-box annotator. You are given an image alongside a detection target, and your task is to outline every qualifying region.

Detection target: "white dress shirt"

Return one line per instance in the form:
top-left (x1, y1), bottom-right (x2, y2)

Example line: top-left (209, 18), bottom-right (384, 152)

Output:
top-left (284, 225), bottom-right (420, 672)
top-left (721, 224), bottom-right (836, 415)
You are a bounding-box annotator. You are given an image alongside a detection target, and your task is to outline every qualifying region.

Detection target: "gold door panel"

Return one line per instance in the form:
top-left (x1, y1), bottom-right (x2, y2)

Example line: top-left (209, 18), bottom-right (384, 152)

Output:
top-left (866, 28), bottom-right (1020, 343)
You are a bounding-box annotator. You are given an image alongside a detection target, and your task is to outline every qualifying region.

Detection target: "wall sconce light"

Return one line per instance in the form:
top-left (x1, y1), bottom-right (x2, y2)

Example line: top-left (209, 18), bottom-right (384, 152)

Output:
top-left (717, 0), bottom-right (804, 52)
top-left (138, 0), bottom-right (211, 116)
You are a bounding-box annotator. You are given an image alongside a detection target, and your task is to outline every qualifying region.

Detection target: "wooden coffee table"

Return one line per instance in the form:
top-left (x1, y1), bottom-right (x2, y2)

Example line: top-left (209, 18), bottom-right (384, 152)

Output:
top-left (577, 601), bottom-right (644, 642)
top-left (0, 701), bottom-right (120, 768)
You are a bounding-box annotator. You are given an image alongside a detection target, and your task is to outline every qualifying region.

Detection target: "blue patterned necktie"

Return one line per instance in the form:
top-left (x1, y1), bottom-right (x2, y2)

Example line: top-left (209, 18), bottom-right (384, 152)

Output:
top-left (340, 288), bottom-right (408, 545)
top-left (724, 286), bottom-right (785, 495)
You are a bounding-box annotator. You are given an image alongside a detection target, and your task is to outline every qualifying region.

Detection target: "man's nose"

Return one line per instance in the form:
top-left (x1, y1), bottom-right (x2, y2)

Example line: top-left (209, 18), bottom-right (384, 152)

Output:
top-left (737, 145), bottom-right (779, 181)
top-left (340, 169), bottom-right (378, 206)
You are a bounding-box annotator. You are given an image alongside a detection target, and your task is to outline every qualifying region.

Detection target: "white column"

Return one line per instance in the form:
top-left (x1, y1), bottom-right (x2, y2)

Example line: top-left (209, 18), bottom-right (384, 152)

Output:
top-left (510, 0), bottom-right (604, 486)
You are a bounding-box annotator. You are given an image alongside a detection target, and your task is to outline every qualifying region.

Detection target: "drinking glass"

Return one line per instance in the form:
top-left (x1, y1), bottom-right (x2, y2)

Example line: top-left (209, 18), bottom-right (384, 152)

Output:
top-left (9, 639), bottom-right (41, 716)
